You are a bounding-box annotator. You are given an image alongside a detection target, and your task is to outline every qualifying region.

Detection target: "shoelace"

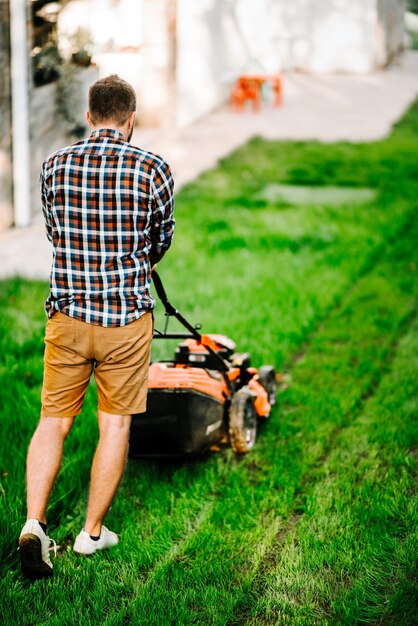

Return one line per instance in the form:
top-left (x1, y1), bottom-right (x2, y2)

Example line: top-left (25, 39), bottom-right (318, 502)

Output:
top-left (48, 538), bottom-right (59, 556)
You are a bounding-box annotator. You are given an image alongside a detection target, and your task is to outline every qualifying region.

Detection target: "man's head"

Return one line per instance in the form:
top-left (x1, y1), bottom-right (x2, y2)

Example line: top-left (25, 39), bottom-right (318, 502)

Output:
top-left (87, 74), bottom-right (136, 140)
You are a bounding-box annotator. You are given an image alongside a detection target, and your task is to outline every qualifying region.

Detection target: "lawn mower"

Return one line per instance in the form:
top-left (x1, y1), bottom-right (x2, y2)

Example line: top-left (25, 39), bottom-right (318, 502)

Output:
top-left (129, 271), bottom-right (278, 458)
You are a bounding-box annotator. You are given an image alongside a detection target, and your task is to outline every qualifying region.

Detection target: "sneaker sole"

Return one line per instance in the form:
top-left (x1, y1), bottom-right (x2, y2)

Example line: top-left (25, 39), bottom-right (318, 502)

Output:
top-left (73, 547), bottom-right (96, 556)
top-left (19, 533), bottom-right (53, 579)
top-left (73, 543), bottom-right (113, 555)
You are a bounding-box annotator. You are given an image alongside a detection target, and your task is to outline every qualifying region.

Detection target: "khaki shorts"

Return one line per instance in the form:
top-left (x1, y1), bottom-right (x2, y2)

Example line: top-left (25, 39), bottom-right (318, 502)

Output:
top-left (41, 311), bottom-right (153, 418)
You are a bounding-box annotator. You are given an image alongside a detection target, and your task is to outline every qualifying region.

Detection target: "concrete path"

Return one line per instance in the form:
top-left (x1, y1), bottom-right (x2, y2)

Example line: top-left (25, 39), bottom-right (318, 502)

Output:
top-left (1, 50), bottom-right (418, 280)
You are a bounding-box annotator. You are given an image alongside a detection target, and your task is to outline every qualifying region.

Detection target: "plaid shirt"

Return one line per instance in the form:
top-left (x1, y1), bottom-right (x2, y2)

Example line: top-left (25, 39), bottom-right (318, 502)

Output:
top-left (41, 128), bottom-right (175, 327)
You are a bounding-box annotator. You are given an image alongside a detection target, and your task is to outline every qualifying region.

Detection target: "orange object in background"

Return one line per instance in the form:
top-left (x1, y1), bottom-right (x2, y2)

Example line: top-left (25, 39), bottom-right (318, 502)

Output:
top-left (230, 74), bottom-right (282, 111)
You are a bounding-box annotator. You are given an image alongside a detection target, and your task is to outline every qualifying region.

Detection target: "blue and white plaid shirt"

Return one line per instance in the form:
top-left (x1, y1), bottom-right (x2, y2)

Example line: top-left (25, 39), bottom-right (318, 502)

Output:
top-left (41, 128), bottom-right (175, 327)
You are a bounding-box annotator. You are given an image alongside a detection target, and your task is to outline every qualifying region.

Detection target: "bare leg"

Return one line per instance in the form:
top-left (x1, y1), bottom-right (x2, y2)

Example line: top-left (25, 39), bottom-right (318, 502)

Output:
top-left (26, 415), bottom-right (74, 523)
top-left (84, 410), bottom-right (131, 536)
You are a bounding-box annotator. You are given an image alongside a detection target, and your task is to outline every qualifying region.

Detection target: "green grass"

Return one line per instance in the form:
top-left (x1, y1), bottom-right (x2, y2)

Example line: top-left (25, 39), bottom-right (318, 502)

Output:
top-left (1, 100), bottom-right (417, 625)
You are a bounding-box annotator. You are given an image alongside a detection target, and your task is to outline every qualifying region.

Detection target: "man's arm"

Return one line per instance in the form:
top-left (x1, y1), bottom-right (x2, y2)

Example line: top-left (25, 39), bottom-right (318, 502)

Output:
top-left (150, 160), bottom-right (175, 267)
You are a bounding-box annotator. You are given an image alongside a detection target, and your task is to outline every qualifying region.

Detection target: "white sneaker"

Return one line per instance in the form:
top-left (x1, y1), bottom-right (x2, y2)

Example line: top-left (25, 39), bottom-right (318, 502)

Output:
top-left (73, 525), bottom-right (119, 555)
top-left (19, 519), bottom-right (56, 579)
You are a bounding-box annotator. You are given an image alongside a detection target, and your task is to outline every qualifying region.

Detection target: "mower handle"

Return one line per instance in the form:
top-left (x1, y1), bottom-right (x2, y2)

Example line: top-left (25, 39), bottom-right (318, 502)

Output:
top-left (151, 270), bottom-right (171, 311)
top-left (152, 270), bottom-right (201, 340)
top-left (151, 270), bottom-right (231, 378)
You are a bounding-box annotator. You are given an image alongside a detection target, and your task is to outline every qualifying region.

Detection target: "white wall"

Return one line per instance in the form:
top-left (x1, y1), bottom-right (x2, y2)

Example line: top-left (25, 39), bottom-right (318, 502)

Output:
top-left (176, 0), bottom-right (283, 127)
top-left (175, 0), bottom-right (406, 127)
top-left (137, 0), bottom-right (176, 128)
top-left (293, 0), bottom-right (377, 74)
top-left (297, 0), bottom-right (405, 73)
top-left (375, 0), bottom-right (406, 66)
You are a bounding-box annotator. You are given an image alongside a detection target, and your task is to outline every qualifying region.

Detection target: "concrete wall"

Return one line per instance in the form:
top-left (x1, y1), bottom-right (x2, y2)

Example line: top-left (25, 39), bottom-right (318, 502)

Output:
top-left (0, 0), bottom-right (13, 231)
top-left (29, 65), bottom-right (99, 217)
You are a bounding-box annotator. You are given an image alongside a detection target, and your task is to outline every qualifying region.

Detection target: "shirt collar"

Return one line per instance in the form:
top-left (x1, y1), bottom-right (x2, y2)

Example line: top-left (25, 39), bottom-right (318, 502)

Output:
top-left (90, 128), bottom-right (125, 141)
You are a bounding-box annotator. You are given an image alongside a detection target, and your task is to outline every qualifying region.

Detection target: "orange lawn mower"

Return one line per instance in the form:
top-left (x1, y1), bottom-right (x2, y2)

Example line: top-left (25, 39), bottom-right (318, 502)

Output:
top-left (129, 271), bottom-right (278, 458)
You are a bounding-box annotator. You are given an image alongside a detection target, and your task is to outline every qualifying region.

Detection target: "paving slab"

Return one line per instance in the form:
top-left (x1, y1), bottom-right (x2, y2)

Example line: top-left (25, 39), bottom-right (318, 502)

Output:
top-left (1, 51), bottom-right (418, 280)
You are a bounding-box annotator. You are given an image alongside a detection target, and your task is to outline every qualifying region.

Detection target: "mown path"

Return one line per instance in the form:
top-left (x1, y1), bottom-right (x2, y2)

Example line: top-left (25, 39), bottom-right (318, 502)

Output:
top-left (109, 217), bottom-right (417, 626)
top-left (1, 105), bottom-right (417, 625)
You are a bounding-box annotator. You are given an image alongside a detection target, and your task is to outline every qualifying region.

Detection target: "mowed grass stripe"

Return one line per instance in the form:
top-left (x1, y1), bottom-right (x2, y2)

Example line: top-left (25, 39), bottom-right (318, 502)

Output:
top-left (106, 203), bottom-right (418, 624)
top-left (237, 318), bottom-right (418, 626)
top-left (225, 221), bottom-right (418, 625)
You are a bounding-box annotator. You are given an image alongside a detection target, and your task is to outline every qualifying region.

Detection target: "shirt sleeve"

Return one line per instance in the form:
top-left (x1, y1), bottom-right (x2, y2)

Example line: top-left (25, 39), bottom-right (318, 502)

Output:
top-left (150, 160), bottom-right (175, 255)
top-left (40, 162), bottom-right (53, 243)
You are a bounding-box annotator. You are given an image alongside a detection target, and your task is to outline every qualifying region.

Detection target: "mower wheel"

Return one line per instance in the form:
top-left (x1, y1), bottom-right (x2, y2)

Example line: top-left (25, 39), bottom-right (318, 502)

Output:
top-left (258, 365), bottom-right (277, 408)
top-left (229, 387), bottom-right (257, 454)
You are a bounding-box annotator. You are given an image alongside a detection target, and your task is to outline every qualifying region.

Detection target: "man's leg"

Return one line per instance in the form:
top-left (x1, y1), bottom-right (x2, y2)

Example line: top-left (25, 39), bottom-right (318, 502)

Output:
top-left (76, 313), bottom-right (152, 551)
top-left (84, 410), bottom-right (131, 536)
top-left (26, 415), bottom-right (74, 523)
top-left (20, 415), bottom-right (74, 578)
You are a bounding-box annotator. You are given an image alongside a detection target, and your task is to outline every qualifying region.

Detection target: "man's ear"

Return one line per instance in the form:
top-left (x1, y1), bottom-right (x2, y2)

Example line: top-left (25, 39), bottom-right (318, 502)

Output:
top-left (128, 111), bottom-right (136, 129)
top-left (86, 111), bottom-right (93, 127)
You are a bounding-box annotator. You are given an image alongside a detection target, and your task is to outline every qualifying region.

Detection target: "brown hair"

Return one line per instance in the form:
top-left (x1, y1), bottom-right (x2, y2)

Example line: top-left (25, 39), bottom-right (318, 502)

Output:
top-left (88, 74), bottom-right (136, 126)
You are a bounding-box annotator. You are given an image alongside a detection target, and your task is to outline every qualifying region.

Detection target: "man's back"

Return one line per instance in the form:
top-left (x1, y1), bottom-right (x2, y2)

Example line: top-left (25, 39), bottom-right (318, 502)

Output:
top-left (41, 128), bottom-right (174, 326)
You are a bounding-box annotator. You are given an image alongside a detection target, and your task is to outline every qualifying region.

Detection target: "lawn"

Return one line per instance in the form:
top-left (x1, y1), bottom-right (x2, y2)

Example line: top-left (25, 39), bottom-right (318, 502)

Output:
top-left (0, 100), bottom-right (417, 625)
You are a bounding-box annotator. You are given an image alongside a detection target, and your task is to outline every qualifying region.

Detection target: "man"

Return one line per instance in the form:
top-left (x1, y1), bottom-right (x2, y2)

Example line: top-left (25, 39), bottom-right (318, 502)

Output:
top-left (18, 75), bottom-right (175, 579)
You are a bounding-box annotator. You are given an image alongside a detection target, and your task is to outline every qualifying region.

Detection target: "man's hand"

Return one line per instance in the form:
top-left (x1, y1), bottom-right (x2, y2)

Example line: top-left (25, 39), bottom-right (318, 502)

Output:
top-left (149, 250), bottom-right (165, 269)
